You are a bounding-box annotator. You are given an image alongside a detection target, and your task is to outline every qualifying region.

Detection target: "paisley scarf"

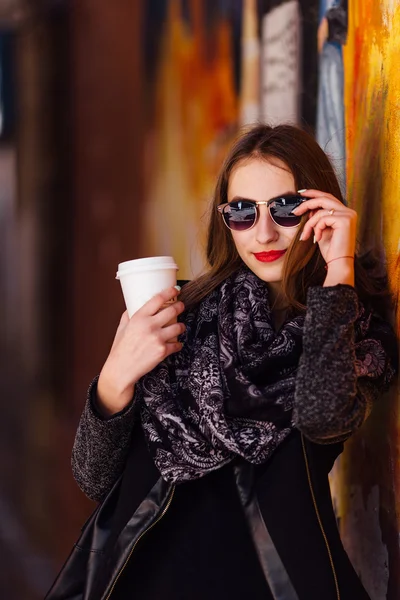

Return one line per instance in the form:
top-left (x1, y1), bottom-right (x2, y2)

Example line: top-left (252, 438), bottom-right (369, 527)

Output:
top-left (135, 267), bottom-right (306, 484)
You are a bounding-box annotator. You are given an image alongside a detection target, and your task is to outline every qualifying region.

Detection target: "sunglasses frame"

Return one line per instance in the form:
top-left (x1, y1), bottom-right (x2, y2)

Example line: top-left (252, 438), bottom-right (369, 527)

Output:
top-left (217, 195), bottom-right (306, 231)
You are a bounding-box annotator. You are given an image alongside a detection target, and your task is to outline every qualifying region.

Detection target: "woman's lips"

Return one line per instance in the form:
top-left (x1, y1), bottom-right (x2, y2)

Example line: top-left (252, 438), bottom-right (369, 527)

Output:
top-left (253, 250), bottom-right (287, 263)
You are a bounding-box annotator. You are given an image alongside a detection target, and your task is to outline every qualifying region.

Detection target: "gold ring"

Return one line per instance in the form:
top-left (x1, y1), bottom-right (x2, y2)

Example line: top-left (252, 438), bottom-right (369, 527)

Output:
top-left (328, 209), bottom-right (335, 215)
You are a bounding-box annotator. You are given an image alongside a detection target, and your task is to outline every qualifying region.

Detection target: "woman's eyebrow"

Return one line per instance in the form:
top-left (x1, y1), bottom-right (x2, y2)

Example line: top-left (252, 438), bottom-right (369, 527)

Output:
top-left (229, 191), bottom-right (297, 202)
top-left (229, 195), bottom-right (256, 202)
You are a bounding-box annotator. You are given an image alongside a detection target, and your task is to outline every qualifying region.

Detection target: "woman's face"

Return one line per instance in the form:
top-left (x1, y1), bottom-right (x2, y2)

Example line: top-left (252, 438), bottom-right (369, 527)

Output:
top-left (227, 157), bottom-right (300, 285)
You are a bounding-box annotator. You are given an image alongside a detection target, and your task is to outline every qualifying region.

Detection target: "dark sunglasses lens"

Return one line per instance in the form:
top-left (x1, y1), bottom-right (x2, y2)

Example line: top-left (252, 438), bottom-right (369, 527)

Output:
top-left (223, 201), bottom-right (257, 231)
top-left (269, 196), bottom-right (303, 227)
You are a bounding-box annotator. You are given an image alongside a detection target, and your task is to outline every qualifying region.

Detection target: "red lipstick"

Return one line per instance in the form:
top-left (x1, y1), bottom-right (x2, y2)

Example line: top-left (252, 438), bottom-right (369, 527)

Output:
top-left (253, 250), bottom-right (287, 263)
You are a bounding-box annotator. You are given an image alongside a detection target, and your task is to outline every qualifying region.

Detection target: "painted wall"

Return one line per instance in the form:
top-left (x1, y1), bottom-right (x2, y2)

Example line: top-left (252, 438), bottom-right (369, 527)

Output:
top-left (139, 1), bottom-right (400, 598)
top-left (140, 0), bottom-right (316, 280)
top-left (316, 2), bottom-right (400, 597)
top-left (340, 2), bottom-right (400, 598)
top-left (2, 2), bottom-right (399, 598)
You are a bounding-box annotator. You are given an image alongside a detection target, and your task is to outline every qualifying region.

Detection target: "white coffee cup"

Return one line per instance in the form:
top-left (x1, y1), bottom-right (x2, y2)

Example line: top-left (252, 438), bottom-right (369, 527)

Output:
top-left (116, 256), bottom-right (179, 318)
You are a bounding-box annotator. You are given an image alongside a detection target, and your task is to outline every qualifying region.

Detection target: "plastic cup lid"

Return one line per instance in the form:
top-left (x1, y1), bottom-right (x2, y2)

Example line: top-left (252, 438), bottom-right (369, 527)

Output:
top-left (116, 256), bottom-right (178, 279)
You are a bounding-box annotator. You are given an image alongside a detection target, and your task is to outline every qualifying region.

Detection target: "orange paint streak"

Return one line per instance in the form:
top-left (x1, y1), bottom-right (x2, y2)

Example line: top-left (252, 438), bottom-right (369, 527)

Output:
top-left (344, 0), bottom-right (400, 550)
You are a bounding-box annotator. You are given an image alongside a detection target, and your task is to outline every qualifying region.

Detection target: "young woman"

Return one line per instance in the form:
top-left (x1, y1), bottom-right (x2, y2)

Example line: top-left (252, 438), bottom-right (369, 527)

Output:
top-left (47, 125), bottom-right (397, 600)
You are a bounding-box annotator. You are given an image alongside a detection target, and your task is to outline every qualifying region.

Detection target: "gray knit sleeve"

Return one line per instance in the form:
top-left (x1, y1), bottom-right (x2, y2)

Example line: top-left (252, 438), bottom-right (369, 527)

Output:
top-left (293, 285), bottom-right (397, 443)
top-left (71, 376), bottom-right (137, 502)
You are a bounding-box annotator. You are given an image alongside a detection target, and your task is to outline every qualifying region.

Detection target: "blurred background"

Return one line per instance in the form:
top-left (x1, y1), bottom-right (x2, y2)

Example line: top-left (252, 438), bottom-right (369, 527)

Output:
top-left (0, 0), bottom-right (400, 598)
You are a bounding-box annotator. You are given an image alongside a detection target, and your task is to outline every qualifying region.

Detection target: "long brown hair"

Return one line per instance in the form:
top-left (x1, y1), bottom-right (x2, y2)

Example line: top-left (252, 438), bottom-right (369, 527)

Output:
top-left (180, 124), bottom-right (391, 316)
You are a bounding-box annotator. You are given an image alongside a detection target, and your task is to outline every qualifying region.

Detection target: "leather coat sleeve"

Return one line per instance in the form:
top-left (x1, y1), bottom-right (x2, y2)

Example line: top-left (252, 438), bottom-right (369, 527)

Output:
top-left (293, 285), bottom-right (397, 443)
top-left (71, 376), bottom-right (137, 502)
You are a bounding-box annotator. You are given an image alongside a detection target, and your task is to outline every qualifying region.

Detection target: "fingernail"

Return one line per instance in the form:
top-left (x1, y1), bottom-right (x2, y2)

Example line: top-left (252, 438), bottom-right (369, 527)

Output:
top-left (313, 234), bottom-right (316, 244)
top-left (174, 285), bottom-right (181, 291)
top-left (299, 232), bottom-right (303, 241)
top-left (297, 189), bottom-right (307, 193)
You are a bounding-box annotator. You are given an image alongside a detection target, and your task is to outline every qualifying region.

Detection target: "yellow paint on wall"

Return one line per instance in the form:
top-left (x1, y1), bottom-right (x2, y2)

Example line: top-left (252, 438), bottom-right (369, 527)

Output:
top-left (344, 1), bottom-right (400, 323)
top-left (343, 0), bottom-right (400, 533)
top-left (381, 7), bottom-right (400, 301)
top-left (143, 0), bottom-right (238, 279)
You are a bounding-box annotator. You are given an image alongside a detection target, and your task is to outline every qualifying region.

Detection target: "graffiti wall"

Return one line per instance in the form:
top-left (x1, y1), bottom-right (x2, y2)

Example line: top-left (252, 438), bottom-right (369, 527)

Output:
top-left (316, 2), bottom-right (400, 597)
top-left (140, 0), bottom-right (315, 279)
top-left (139, 1), bottom-right (400, 598)
top-left (5, 2), bottom-right (397, 599)
top-left (341, 2), bottom-right (400, 598)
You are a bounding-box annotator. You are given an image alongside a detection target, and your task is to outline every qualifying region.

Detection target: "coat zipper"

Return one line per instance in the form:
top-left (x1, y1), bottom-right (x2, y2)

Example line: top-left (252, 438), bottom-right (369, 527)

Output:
top-left (105, 485), bottom-right (175, 599)
top-left (301, 434), bottom-right (340, 600)
top-left (104, 442), bottom-right (339, 598)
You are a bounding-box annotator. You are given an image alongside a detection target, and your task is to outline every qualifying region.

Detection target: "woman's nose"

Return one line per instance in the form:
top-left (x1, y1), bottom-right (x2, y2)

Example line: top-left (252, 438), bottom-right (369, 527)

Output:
top-left (255, 205), bottom-right (279, 244)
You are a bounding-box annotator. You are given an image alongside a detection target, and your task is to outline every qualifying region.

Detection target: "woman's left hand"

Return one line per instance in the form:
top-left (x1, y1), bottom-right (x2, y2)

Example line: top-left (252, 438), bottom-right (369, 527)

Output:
top-left (292, 189), bottom-right (357, 264)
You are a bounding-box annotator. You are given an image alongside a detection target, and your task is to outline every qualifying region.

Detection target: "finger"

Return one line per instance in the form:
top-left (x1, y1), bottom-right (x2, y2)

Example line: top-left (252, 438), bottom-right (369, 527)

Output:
top-left (297, 188), bottom-right (338, 199)
top-left (153, 301), bottom-right (185, 327)
top-left (312, 217), bottom-right (332, 243)
top-left (160, 321), bottom-right (186, 342)
top-left (301, 211), bottom-right (341, 240)
top-left (305, 208), bottom-right (342, 228)
top-left (164, 340), bottom-right (184, 357)
top-left (293, 196), bottom-right (343, 215)
top-left (307, 206), bottom-right (354, 231)
top-left (138, 286), bottom-right (181, 317)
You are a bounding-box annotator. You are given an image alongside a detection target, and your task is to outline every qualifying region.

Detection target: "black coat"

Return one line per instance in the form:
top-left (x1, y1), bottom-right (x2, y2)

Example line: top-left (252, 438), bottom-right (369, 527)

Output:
top-left (46, 423), bottom-right (370, 600)
top-left (47, 284), bottom-right (397, 599)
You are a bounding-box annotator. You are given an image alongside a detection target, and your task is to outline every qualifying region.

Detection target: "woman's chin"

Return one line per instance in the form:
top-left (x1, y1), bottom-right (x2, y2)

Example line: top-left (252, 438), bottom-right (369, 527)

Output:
top-left (243, 259), bottom-right (283, 284)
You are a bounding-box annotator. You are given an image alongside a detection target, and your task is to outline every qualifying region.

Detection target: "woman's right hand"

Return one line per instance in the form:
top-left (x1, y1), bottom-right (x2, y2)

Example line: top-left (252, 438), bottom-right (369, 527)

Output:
top-left (96, 287), bottom-right (186, 417)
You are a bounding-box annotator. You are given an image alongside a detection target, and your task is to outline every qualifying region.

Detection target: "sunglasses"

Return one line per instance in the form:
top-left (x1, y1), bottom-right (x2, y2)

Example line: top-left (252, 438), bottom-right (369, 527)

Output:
top-left (217, 194), bottom-right (306, 231)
